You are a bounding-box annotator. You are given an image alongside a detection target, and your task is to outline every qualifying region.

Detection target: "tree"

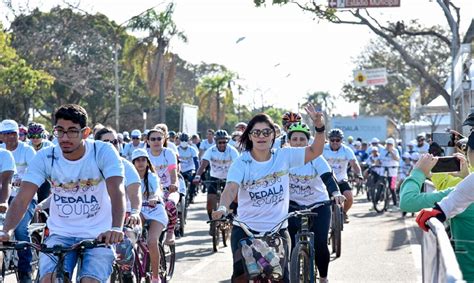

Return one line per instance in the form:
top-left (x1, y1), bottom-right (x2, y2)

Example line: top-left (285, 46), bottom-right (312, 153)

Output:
top-left (196, 69), bottom-right (236, 129)
top-left (254, 0), bottom-right (464, 128)
top-left (303, 91), bottom-right (334, 115)
top-left (127, 3), bottom-right (187, 123)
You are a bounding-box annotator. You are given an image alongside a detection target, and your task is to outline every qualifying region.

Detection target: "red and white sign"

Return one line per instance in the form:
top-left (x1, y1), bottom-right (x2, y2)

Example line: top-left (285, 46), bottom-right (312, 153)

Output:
top-left (353, 68), bottom-right (388, 87)
top-left (329, 0), bottom-right (400, 8)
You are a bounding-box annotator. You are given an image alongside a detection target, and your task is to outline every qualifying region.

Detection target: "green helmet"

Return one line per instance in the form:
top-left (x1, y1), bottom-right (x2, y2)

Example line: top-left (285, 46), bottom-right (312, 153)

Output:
top-left (288, 122), bottom-right (311, 139)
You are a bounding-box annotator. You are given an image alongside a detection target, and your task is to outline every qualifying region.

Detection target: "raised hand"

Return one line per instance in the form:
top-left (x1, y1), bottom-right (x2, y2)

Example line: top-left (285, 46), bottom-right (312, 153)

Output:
top-left (304, 103), bottom-right (324, 128)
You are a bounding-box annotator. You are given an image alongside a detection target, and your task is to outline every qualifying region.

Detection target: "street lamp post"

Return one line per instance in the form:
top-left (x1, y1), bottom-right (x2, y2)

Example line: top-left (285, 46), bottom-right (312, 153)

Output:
top-left (114, 42), bottom-right (120, 132)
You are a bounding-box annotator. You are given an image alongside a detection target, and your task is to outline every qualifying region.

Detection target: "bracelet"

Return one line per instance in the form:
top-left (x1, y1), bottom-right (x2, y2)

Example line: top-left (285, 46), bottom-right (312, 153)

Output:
top-left (217, 205), bottom-right (228, 216)
top-left (314, 125), bottom-right (325, 133)
top-left (194, 175), bottom-right (201, 179)
top-left (130, 209), bottom-right (139, 214)
top-left (111, 226), bottom-right (123, 232)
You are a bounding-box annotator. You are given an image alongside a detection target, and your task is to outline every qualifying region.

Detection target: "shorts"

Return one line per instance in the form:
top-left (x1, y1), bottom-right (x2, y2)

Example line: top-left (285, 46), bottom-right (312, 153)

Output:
top-left (338, 180), bottom-right (352, 193)
top-left (207, 177), bottom-right (225, 195)
top-left (141, 203), bottom-right (169, 227)
top-left (39, 234), bottom-right (115, 283)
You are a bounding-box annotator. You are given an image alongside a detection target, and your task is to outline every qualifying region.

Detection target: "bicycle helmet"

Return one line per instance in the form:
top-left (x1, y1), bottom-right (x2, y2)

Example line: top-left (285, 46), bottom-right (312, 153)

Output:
top-left (328, 128), bottom-right (344, 139)
top-left (214, 130), bottom-right (229, 141)
top-left (282, 112), bottom-right (301, 125)
top-left (168, 131), bottom-right (177, 139)
top-left (19, 125), bottom-right (28, 135)
top-left (180, 133), bottom-right (190, 142)
top-left (28, 123), bottom-right (45, 135)
top-left (287, 122), bottom-right (311, 139)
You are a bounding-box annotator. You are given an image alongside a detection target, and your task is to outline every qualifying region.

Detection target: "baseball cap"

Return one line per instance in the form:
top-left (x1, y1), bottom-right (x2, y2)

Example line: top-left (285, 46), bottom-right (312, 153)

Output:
top-left (132, 148), bottom-right (149, 161)
top-left (123, 131), bottom-right (129, 137)
top-left (354, 141), bottom-right (361, 147)
top-left (235, 122), bottom-right (247, 129)
top-left (131, 129), bottom-right (141, 138)
top-left (1, 119), bottom-right (19, 134)
top-left (347, 136), bottom-right (354, 141)
top-left (385, 138), bottom-right (395, 145)
top-left (410, 152), bottom-right (420, 161)
top-left (371, 137), bottom-right (380, 144)
top-left (402, 152), bottom-right (411, 159)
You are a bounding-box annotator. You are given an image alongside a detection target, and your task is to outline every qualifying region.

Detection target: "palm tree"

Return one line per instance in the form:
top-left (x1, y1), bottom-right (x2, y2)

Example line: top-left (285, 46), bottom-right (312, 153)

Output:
top-left (196, 71), bottom-right (235, 129)
top-left (127, 3), bottom-right (187, 123)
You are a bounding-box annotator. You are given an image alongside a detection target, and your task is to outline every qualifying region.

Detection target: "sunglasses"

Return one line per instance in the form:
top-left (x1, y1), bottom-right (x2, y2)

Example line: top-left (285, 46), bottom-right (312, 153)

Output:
top-left (249, 128), bottom-right (273, 138)
top-left (330, 139), bottom-right (341, 143)
top-left (132, 137), bottom-right (140, 140)
top-left (217, 141), bottom-right (227, 145)
top-left (103, 139), bottom-right (119, 145)
top-left (149, 137), bottom-right (163, 142)
top-left (28, 134), bottom-right (43, 139)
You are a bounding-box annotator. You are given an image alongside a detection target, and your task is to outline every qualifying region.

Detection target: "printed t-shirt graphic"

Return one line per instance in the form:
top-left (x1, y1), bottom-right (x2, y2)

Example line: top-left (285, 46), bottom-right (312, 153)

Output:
top-left (148, 147), bottom-right (177, 188)
top-left (289, 156), bottom-right (331, 205)
top-left (22, 140), bottom-right (124, 238)
top-left (322, 143), bottom-right (356, 182)
top-left (227, 147), bottom-right (305, 232)
top-left (202, 145), bottom-right (240, 180)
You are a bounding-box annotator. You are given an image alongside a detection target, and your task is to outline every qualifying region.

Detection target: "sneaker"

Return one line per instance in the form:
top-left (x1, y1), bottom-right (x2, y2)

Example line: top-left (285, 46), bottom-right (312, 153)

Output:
top-left (18, 272), bottom-right (32, 283)
top-left (343, 213), bottom-right (350, 224)
top-left (164, 230), bottom-right (175, 245)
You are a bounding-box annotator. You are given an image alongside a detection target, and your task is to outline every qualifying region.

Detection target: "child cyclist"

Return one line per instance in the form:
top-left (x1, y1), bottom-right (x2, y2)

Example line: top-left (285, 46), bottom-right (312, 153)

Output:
top-left (132, 148), bottom-right (168, 283)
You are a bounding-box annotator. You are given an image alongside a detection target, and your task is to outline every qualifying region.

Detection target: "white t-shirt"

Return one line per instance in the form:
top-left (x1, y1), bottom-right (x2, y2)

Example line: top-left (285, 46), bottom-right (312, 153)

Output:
top-left (28, 140), bottom-right (54, 151)
top-left (148, 148), bottom-right (177, 188)
top-left (23, 140), bottom-right (124, 238)
top-left (226, 147), bottom-right (305, 232)
top-left (166, 142), bottom-right (179, 156)
top-left (140, 171), bottom-right (160, 200)
top-left (0, 149), bottom-right (15, 173)
top-left (202, 145), bottom-right (240, 180)
top-left (379, 148), bottom-right (400, 177)
top-left (10, 142), bottom-right (36, 197)
top-left (414, 142), bottom-right (430, 154)
top-left (123, 142), bottom-right (145, 161)
top-left (122, 158), bottom-right (141, 212)
top-left (289, 156), bottom-right (331, 205)
top-left (178, 145), bottom-right (198, 173)
top-left (199, 139), bottom-right (215, 153)
top-left (323, 144), bottom-right (356, 182)
top-left (367, 155), bottom-right (384, 176)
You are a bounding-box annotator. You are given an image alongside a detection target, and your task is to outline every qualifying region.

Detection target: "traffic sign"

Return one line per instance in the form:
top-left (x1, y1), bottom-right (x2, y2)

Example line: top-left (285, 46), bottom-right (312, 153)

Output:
top-left (353, 68), bottom-right (388, 87)
top-left (329, 0), bottom-right (400, 9)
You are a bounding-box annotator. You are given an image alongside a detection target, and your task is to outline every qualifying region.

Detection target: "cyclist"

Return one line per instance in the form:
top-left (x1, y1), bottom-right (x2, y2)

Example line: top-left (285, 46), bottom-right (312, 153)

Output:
top-left (212, 104), bottom-right (325, 283)
top-left (0, 148), bottom-right (15, 213)
top-left (132, 148), bottom-right (168, 283)
top-left (379, 138), bottom-right (400, 207)
top-left (18, 125), bottom-right (28, 143)
top-left (323, 128), bottom-right (362, 223)
top-left (0, 104), bottom-right (125, 283)
top-left (123, 129), bottom-right (145, 161)
top-left (154, 124), bottom-right (179, 156)
top-left (273, 111), bottom-right (302, 148)
top-left (199, 129), bottom-right (215, 159)
top-left (1, 119), bottom-right (37, 283)
top-left (146, 129), bottom-right (179, 245)
top-left (286, 122), bottom-right (344, 283)
top-left (178, 133), bottom-right (199, 204)
top-left (193, 130), bottom-right (239, 227)
top-left (414, 133), bottom-right (429, 154)
top-left (191, 134), bottom-right (200, 152)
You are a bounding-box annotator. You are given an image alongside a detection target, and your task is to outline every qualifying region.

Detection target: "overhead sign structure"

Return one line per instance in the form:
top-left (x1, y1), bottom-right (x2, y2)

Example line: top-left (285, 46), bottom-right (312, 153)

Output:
top-left (353, 68), bottom-right (388, 87)
top-left (329, 0), bottom-right (400, 8)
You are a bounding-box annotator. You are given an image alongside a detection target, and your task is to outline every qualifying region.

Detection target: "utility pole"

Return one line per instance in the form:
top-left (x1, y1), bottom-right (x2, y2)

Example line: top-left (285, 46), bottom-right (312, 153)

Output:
top-left (114, 42), bottom-right (120, 132)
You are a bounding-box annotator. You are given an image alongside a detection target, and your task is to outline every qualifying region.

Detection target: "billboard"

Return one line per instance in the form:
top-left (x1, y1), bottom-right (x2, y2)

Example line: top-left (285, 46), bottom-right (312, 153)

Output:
top-left (353, 68), bottom-right (388, 87)
top-left (330, 116), bottom-right (388, 141)
top-left (180, 104), bottom-right (198, 135)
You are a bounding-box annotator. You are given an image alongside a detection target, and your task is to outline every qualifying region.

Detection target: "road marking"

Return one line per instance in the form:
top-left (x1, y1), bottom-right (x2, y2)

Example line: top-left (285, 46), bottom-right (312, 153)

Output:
top-left (404, 216), bottom-right (423, 282)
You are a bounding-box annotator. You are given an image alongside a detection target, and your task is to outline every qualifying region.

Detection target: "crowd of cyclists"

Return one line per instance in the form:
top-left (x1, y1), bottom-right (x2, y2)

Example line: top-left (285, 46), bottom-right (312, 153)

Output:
top-left (1, 102), bottom-right (473, 282)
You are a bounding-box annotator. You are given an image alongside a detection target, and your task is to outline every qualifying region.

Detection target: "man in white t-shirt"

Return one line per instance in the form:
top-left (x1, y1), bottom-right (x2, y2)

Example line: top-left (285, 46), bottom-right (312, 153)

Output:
top-left (1, 119), bottom-right (37, 282)
top-left (323, 128), bottom-right (362, 223)
top-left (199, 129), bottom-right (215, 159)
top-left (194, 130), bottom-right (239, 225)
top-left (414, 133), bottom-right (430, 154)
top-left (0, 104), bottom-right (125, 283)
top-left (0, 148), bottom-right (15, 213)
top-left (122, 129), bottom-right (145, 161)
top-left (379, 138), bottom-right (400, 206)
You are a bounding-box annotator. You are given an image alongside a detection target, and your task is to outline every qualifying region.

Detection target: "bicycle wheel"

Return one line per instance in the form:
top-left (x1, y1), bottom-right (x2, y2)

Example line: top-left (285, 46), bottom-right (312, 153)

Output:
top-left (158, 244), bottom-right (168, 283)
top-left (30, 232), bottom-right (42, 282)
top-left (212, 222), bottom-right (220, 252)
top-left (373, 183), bottom-right (387, 213)
top-left (384, 186), bottom-right (391, 212)
top-left (178, 199), bottom-right (186, 237)
top-left (289, 242), bottom-right (311, 283)
top-left (332, 205), bottom-right (342, 258)
top-left (221, 222), bottom-right (231, 248)
top-left (110, 265), bottom-right (124, 283)
top-left (162, 243), bottom-right (175, 280)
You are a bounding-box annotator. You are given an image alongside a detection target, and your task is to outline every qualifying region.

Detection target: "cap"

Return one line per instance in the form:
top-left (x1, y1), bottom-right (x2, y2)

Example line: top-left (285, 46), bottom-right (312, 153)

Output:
top-left (235, 122), bottom-right (247, 129)
top-left (408, 140), bottom-right (417, 146)
top-left (131, 129), bottom-right (141, 138)
top-left (1, 119), bottom-right (19, 133)
top-left (371, 137), bottom-right (380, 144)
top-left (371, 146), bottom-right (379, 152)
top-left (143, 129), bottom-right (150, 136)
top-left (463, 112), bottom-right (474, 127)
top-left (123, 131), bottom-right (129, 137)
top-left (347, 136), bottom-right (354, 141)
top-left (354, 141), bottom-right (361, 147)
top-left (402, 152), bottom-right (411, 159)
top-left (385, 138), bottom-right (395, 145)
top-left (132, 148), bottom-right (149, 161)
top-left (417, 133), bottom-right (426, 140)
top-left (410, 152), bottom-right (420, 161)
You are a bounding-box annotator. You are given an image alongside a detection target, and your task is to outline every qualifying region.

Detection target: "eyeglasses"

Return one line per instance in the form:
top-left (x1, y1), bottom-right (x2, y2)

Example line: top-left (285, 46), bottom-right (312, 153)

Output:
top-left (217, 141), bottom-right (227, 145)
top-left (149, 137), bottom-right (163, 142)
top-left (103, 139), bottom-right (119, 145)
top-left (53, 127), bottom-right (85, 138)
top-left (249, 128), bottom-right (273, 138)
top-left (330, 139), bottom-right (341, 143)
top-left (28, 134), bottom-right (43, 139)
top-left (132, 137), bottom-right (140, 140)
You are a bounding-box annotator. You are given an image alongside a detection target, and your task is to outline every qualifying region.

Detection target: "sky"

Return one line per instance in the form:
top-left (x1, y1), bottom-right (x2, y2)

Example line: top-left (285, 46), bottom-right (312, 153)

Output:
top-left (1, 0), bottom-right (473, 116)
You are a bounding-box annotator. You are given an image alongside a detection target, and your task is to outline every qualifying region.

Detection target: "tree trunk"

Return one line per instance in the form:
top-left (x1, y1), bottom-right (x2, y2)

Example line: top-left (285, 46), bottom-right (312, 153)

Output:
top-left (216, 91), bottom-right (222, 129)
top-left (159, 71), bottom-right (166, 123)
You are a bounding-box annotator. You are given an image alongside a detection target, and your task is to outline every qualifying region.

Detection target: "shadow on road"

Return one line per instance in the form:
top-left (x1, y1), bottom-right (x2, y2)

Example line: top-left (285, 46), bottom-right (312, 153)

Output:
top-left (386, 227), bottom-right (418, 251)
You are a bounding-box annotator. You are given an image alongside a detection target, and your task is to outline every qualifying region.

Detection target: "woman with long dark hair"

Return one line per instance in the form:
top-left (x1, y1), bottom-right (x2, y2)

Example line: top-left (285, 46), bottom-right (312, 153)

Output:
top-left (212, 104), bottom-right (325, 283)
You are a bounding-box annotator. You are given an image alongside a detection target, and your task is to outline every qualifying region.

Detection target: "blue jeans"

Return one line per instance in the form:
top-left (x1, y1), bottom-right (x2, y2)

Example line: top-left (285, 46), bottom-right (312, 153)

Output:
top-left (10, 198), bottom-right (36, 273)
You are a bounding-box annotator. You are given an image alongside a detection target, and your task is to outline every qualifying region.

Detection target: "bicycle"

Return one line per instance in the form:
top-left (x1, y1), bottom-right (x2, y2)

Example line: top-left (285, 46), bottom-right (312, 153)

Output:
top-left (289, 200), bottom-right (332, 283)
top-left (329, 202), bottom-right (344, 258)
top-left (175, 173), bottom-right (187, 238)
top-left (370, 166), bottom-right (399, 213)
top-left (202, 179), bottom-right (230, 252)
top-left (0, 239), bottom-right (107, 283)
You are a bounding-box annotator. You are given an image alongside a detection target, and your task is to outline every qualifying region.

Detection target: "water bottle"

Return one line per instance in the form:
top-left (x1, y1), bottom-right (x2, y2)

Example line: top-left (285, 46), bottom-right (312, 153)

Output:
top-left (253, 239), bottom-right (283, 278)
top-left (241, 243), bottom-right (260, 278)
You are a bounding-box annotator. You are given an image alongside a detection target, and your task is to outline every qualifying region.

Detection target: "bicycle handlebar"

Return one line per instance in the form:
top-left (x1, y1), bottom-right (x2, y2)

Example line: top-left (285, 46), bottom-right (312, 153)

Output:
top-left (0, 239), bottom-right (107, 253)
